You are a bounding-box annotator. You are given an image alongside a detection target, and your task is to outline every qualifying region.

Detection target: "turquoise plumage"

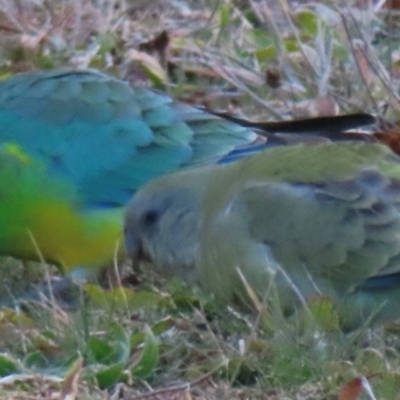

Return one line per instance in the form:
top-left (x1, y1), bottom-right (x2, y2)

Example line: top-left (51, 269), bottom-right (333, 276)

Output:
top-left (0, 69), bottom-right (259, 208)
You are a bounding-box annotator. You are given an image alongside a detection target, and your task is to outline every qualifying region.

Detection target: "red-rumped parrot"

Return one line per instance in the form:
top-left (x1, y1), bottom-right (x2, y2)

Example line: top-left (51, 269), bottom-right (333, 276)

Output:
top-left (124, 141), bottom-right (400, 329)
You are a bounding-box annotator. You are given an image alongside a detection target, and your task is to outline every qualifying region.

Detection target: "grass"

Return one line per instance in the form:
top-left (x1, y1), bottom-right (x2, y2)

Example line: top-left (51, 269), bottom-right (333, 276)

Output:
top-left (1, 0), bottom-right (400, 398)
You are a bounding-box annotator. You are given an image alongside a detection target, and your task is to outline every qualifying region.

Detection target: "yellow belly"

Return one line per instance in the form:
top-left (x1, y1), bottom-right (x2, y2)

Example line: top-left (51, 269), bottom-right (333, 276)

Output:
top-left (0, 142), bottom-right (124, 270)
top-left (12, 199), bottom-right (124, 270)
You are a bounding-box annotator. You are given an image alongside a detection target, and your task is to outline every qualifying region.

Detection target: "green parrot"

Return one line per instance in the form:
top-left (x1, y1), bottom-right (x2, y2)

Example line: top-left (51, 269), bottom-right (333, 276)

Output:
top-left (124, 141), bottom-right (400, 329)
top-left (0, 68), bottom-right (376, 273)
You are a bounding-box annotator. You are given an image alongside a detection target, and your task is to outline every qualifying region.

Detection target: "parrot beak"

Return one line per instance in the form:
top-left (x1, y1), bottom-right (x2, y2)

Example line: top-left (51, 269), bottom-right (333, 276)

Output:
top-left (124, 225), bottom-right (148, 274)
top-left (123, 224), bottom-right (151, 263)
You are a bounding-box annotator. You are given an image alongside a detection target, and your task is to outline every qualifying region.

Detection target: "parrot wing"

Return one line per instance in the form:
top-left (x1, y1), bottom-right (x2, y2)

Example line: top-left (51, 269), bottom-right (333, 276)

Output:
top-left (0, 69), bottom-right (257, 207)
top-left (199, 142), bottom-right (400, 304)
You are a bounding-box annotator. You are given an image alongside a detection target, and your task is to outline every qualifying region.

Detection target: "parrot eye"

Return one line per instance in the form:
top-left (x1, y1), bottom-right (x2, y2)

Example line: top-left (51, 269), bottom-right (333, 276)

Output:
top-left (142, 209), bottom-right (159, 225)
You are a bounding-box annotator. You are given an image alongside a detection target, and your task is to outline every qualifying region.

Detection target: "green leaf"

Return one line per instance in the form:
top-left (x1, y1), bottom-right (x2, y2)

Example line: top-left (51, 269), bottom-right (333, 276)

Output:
top-left (95, 361), bottom-right (125, 389)
top-left (130, 325), bottom-right (159, 379)
top-left (294, 9), bottom-right (319, 36)
top-left (219, 4), bottom-right (231, 29)
top-left (96, 33), bottom-right (117, 56)
top-left (254, 46), bottom-right (277, 61)
top-left (90, 324), bottom-right (131, 388)
top-left (245, 28), bottom-right (273, 48)
top-left (304, 295), bottom-right (340, 331)
top-left (0, 354), bottom-right (20, 376)
top-left (283, 38), bottom-right (299, 53)
top-left (89, 323), bottom-right (130, 365)
top-left (88, 337), bottom-right (115, 364)
top-left (151, 317), bottom-right (174, 336)
top-left (24, 351), bottom-right (49, 370)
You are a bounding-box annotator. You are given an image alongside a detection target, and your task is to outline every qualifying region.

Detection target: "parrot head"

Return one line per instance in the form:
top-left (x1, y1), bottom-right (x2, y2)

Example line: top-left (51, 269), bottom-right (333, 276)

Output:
top-left (124, 170), bottom-right (210, 283)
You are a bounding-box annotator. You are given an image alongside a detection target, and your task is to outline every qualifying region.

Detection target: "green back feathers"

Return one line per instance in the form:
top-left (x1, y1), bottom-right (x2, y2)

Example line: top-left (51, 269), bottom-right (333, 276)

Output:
top-left (201, 142), bottom-right (400, 224)
top-left (225, 142), bottom-right (400, 183)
